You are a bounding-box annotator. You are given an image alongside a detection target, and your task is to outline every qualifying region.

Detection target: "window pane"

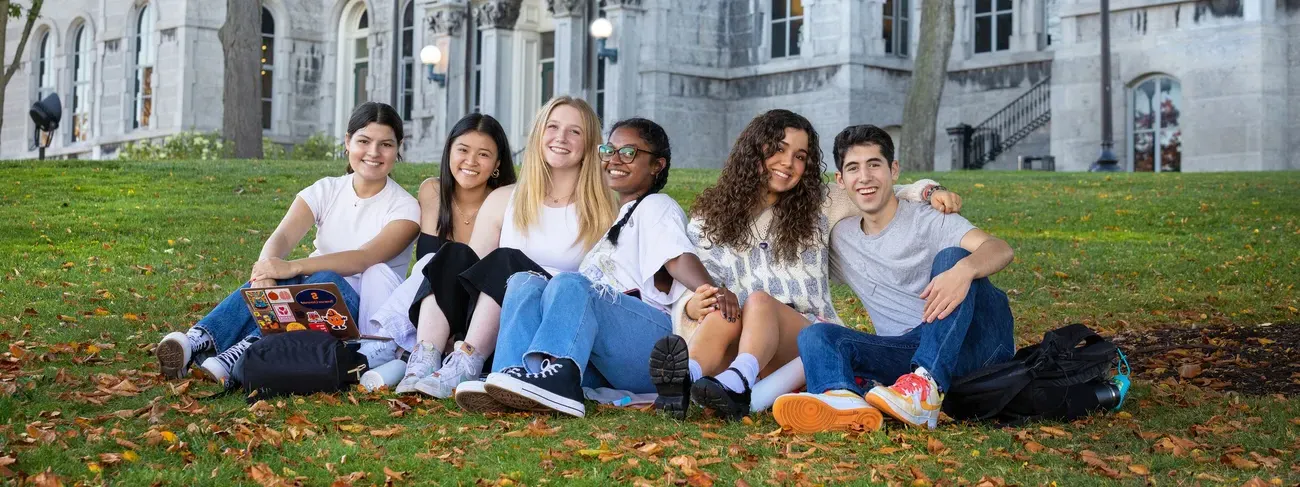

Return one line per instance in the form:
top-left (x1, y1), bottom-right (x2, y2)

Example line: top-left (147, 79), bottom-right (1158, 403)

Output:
top-left (974, 16), bottom-right (991, 53)
top-left (262, 37), bottom-right (274, 65)
top-left (789, 19), bottom-right (802, 55)
top-left (262, 70), bottom-right (274, 99)
top-left (900, 0), bottom-right (909, 18)
top-left (996, 13), bottom-right (1012, 51)
top-left (356, 38), bottom-right (368, 58)
top-left (263, 100), bottom-right (273, 130)
top-left (1133, 132), bottom-right (1154, 172)
top-left (772, 0), bottom-right (786, 20)
top-left (475, 30), bottom-right (484, 64)
top-left (541, 31), bottom-right (555, 59)
top-left (143, 67), bottom-right (154, 96)
top-left (541, 61), bottom-right (554, 104)
top-left (403, 93), bottom-right (413, 120)
top-left (358, 11), bottom-right (368, 29)
top-left (1160, 79), bottom-right (1181, 129)
top-left (976, 0), bottom-right (991, 13)
top-left (883, 18), bottom-right (893, 53)
top-left (790, 0), bottom-right (803, 17)
top-left (403, 2), bottom-right (414, 27)
top-left (262, 8), bottom-right (275, 35)
top-left (997, 0), bottom-right (1012, 11)
top-left (354, 62), bottom-right (368, 106)
top-left (771, 21), bottom-right (786, 58)
top-left (899, 17), bottom-right (909, 56)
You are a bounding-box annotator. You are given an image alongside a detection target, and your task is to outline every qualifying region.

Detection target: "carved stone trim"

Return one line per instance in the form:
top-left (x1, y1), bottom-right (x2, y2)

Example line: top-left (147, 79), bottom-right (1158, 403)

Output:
top-left (602, 0), bottom-right (644, 9)
top-left (474, 0), bottom-right (523, 30)
top-left (546, 0), bottom-right (585, 17)
top-left (428, 9), bottom-right (467, 36)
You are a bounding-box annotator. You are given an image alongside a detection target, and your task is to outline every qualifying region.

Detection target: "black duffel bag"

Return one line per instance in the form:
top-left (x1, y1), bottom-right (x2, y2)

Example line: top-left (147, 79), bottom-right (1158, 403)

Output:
top-left (233, 331), bottom-right (369, 403)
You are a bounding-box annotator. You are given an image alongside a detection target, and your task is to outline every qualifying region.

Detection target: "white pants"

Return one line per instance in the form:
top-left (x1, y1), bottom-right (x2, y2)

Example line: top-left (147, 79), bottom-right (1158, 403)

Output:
top-left (347, 263), bottom-right (406, 367)
top-left (365, 253), bottom-right (434, 353)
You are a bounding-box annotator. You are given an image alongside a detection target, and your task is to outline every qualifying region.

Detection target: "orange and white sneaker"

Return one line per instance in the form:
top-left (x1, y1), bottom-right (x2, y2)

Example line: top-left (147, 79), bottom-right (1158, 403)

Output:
top-left (865, 369), bottom-right (943, 430)
top-left (773, 390), bottom-right (884, 434)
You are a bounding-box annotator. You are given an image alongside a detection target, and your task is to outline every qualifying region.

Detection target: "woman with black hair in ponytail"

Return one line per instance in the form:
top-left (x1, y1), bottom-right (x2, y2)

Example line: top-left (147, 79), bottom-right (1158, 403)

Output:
top-left (452, 118), bottom-right (735, 419)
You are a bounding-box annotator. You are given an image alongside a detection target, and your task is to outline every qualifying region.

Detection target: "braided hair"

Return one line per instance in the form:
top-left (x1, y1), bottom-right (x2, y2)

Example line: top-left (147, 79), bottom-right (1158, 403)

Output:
top-left (605, 118), bottom-right (671, 246)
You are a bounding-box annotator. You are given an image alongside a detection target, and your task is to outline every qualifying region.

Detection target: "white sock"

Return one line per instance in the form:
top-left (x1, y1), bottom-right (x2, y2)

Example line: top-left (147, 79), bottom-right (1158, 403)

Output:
top-left (688, 359), bottom-right (703, 383)
top-left (715, 353), bottom-right (759, 393)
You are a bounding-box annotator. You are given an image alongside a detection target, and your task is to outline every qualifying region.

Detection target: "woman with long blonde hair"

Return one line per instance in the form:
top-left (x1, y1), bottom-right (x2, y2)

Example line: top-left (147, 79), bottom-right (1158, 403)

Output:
top-left (395, 96), bottom-right (618, 398)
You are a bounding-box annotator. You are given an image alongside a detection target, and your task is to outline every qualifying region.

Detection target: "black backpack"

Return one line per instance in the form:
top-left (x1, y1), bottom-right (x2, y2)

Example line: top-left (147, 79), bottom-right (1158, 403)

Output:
top-left (232, 331), bottom-right (369, 403)
top-left (941, 324), bottom-right (1123, 424)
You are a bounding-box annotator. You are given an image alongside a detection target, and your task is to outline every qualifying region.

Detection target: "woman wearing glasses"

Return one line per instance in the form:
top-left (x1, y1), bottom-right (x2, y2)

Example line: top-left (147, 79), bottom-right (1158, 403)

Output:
top-left (453, 118), bottom-right (735, 418)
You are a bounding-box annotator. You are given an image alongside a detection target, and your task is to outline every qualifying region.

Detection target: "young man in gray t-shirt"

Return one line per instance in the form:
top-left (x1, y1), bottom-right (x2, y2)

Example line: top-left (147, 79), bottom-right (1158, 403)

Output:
top-left (773, 125), bottom-right (1016, 433)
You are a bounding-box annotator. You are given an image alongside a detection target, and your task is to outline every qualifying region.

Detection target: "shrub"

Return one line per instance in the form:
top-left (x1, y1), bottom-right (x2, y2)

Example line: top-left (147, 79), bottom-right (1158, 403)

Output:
top-left (291, 133), bottom-right (343, 161)
top-left (118, 132), bottom-right (233, 161)
top-left (263, 138), bottom-right (288, 160)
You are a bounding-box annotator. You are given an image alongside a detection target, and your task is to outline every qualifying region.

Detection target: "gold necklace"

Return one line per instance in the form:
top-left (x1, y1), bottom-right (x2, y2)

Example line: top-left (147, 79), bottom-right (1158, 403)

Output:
top-left (453, 204), bottom-right (479, 225)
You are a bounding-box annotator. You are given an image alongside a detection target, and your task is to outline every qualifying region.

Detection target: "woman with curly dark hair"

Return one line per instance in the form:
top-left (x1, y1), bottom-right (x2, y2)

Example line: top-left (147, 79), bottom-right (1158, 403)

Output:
top-left (647, 109), bottom-right (963, 420)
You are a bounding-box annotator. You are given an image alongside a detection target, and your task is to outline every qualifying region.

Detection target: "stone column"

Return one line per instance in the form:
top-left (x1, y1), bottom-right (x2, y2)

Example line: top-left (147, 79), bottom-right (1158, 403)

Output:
top-left (602, 0), bottom-right (643, 124)
top-left (424, 0), bottom-right (469, 141)
top-left (476, 0), bottom-right (523, 135)
top-left (548, 0), bottom-right (587, 98)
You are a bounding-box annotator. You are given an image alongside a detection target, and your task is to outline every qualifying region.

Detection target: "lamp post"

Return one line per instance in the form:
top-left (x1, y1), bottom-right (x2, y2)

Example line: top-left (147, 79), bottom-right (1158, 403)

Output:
top-left (420, 45), bottom-right (446, 88)
top-left (1090, 0), bottom-right (1121, 172)
top-left (29, 93), bottom-right (62, 161)
top-left (589, 17), bottom-right (618, 64)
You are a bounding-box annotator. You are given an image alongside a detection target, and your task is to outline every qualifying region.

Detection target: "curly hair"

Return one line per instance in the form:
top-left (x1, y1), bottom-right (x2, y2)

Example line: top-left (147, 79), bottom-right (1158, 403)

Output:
top-left (691, 109), bottom-right (825, 263)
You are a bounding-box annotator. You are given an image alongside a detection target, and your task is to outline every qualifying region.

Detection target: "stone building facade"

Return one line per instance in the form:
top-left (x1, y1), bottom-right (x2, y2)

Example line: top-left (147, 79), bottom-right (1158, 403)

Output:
top-left (4, 0), bottom-right (1298, 171)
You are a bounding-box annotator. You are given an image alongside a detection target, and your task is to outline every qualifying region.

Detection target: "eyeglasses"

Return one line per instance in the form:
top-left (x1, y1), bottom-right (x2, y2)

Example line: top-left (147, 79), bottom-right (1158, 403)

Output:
top-left (598, 143), bottom-right (661, 164)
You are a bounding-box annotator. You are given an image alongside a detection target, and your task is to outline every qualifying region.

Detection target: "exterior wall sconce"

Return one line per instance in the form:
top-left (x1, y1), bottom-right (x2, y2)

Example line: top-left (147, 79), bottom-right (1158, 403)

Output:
top-left (589, 18), bottom-right (617, 64)
top-left (420, 45), bottom-right (446, 88)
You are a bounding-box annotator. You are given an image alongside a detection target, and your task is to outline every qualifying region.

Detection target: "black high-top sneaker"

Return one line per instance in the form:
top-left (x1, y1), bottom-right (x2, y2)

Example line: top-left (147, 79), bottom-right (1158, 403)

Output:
top-left (484, 358), bottom-right (586, 417)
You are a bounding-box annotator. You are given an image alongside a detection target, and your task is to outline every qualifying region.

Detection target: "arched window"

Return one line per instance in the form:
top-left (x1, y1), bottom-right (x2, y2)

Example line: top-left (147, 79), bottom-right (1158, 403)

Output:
top-left (132, 4), bottom-right (157, 130)
top-left (336, 0), bottom-right (369, 132)
top-left (32, 30), bottom-right (54, 146)
top-left (399, 1), bottom-right (414, 121)
top-left (262, 7), bottom-right (275, 131)
top-left (1130, 75), bottom-right (1182, 172)
top-left (70, 23), bottom-right (94, 143)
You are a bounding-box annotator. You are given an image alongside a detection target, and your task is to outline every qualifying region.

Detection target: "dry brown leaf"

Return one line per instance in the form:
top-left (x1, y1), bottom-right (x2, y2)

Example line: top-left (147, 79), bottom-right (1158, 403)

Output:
top-left (1178, 364), bottom-right (1203, 379)
top-left (1127, 464), bottom-right (1150, 475)
top-left (1039, 426), bottom-right (1069, 437)
top-left (735, 479), bottom-right (752, 487)
top-left (504, 418), bottom-right (561, 438)
top-left (370, 425), bottom-right (405, 438)
top-left (30, 468), bottom-right (65, 487)
top-left (1239, 477), bottom-right (1271, 487)
top-left (1221, 454), bottom-right (1260, 470)
top-left (927, 437), bottom-right (945, 454)
top-left (336, 424), bottom-right (365, 433)
top-left (1024, 441), bottom-right (1045, 453)
top-left (383, 467), bottom-right (406, 482)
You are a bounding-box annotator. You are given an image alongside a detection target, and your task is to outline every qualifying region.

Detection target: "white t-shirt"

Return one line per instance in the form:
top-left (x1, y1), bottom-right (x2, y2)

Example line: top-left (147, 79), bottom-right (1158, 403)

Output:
top-left (296, 174), bottom-right (420, 283)
top-left (500, 189), bottom-right (587, 275)
top-left (578, 194), bottom-right (695, 313)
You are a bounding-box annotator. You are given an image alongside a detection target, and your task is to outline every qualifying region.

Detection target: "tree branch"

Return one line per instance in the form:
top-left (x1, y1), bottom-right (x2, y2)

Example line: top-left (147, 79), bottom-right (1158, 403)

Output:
top-left (3, 0), bottom-right (43, 86)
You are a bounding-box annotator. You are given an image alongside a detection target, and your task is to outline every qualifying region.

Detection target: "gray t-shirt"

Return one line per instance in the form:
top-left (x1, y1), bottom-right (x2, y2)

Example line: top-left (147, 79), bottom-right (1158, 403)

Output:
top-left (830, 201), bottom-right (976, 337)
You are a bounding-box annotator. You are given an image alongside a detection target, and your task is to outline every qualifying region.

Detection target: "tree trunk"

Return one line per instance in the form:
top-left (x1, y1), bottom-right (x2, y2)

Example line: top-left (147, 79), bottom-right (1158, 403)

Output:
top-left (1, 0), bottom-right (45, 142)
top-left (899, 0), bottom-right (955, 172)
top-left (219, 0), bottom-right (263, 158)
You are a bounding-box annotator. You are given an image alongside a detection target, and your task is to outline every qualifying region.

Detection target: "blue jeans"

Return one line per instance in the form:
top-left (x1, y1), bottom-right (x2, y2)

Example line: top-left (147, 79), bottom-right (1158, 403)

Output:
top-left (195, 271), bottom-right (361, 352)
top-left (800, 247), bottom-right (1015, 394)
top-left (495, 272), bottom-right (674, 393)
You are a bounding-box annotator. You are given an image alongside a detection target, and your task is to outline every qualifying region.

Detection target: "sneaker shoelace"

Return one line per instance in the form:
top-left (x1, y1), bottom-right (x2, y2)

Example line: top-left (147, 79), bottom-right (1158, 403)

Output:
top-left (214, 337), bottom-right (256, 369)
top-left (437, 351), bottom-right (474, 379)
top-left (892, 373), bottom-right (932, 402)
top-left (527, 359), bottom-right (562, 379)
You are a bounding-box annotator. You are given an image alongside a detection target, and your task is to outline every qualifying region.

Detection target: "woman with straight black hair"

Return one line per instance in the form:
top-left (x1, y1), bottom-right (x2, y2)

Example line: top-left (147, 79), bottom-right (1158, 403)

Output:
top-left (156, 102), bottom-right (421, 384)
top-left (360, 113), bottom-right (518, 391)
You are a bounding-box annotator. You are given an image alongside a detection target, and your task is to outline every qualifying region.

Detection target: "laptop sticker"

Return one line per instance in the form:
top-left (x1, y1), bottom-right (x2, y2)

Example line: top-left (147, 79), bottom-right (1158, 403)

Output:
top-left (296, 288), bottom-right (338, 310)
top-left (265, 289), bottom-right (294, 304)
top-left (272, 303), bottom-right (295, 323)
top-left (285, 322), bottom-right (306, 331)
top-left (248, 290), bottom-right (270, 309)
top-left (325, 309), bottom-right (349, 331)
top-left (256, 312), bottom-right (279, 331)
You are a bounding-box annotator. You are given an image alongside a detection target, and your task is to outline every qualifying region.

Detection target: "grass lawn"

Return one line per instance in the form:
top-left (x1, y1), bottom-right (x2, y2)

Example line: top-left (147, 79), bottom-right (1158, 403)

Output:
top-left (1, 159), bottom-right (1297, 486)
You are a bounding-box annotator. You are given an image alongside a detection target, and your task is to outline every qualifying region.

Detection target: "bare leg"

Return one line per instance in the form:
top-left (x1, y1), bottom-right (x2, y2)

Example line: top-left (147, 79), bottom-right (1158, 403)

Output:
top-left (463, 292), bottom-right (501, 355)
top-left (414, 294), bottom-right (451, 354)
top-left (735, 291), bottom-right (813, 378)
top-left (687, 312), bottom-right (740, 376)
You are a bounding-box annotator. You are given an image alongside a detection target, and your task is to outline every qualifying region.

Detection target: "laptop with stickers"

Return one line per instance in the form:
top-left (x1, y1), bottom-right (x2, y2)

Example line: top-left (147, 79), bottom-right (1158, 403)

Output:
top-left (240, 283), bottom-right (388, 341)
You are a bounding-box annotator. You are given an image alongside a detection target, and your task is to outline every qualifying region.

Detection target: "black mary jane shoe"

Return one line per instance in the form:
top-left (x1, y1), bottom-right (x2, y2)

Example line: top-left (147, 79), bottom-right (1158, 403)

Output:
top-left (690, 367), bottom-right (751, 421)
top-left (649, 335), bottom-right (692, 420)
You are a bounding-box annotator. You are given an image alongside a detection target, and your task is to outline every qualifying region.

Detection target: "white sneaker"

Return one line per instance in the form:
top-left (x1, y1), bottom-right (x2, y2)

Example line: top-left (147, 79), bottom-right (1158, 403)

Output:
top-left (412, 341), bottom-right (483, 399)
top-left (454, 379), bottom-right (516, 413)
top-left (395, 341), bottom-right (442, 395)
top-left (773, 389), bottom-right (884, 434)
top-left (199, 335), bottom-right (259, 386)
top-left (156, 332), bottom-right (192, 379)
top-left (357, 339), bottom-right (399, 369)
top-left (360, 359), bottom-right (408, 392)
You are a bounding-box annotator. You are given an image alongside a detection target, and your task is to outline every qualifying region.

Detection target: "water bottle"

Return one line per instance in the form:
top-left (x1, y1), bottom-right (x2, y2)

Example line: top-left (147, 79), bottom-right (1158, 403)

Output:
top-left (359, 359), bottom-right (407, 392)
top-left (750, 358), bottom-right (807, 413)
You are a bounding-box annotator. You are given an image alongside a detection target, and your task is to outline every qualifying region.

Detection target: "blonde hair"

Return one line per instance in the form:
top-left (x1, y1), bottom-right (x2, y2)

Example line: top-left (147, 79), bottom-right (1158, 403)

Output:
top-left (512, 96), bottom-right (616, 250)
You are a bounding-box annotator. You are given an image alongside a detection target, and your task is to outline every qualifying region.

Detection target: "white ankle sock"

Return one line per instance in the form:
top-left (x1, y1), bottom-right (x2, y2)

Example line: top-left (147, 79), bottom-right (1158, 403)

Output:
top-left (688, 359), bottom-right (703, 382)
top-left (715, 353), bottom-right (759, 393)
